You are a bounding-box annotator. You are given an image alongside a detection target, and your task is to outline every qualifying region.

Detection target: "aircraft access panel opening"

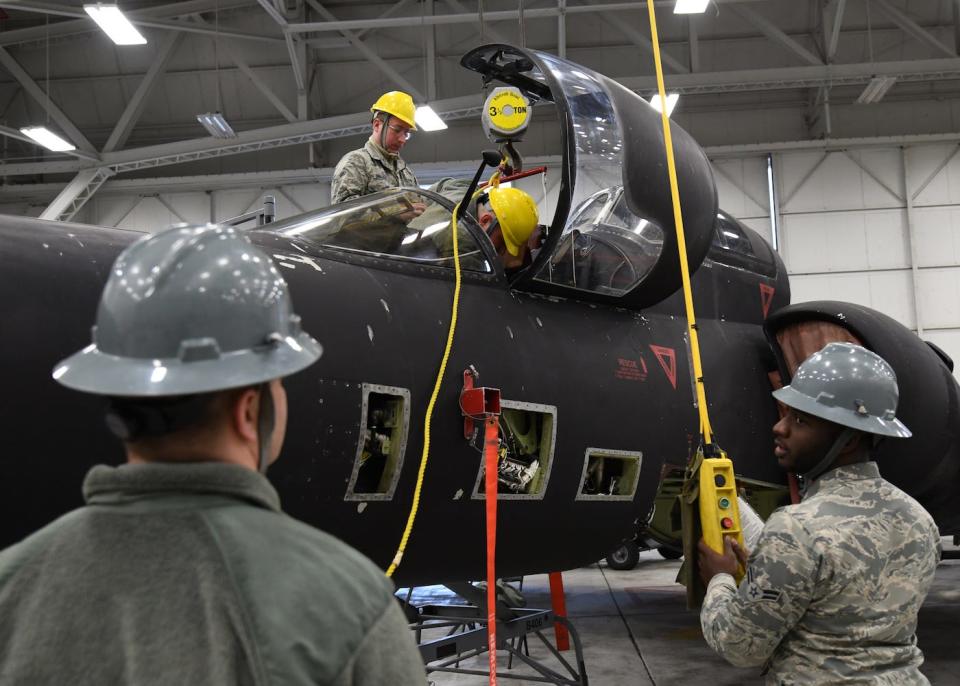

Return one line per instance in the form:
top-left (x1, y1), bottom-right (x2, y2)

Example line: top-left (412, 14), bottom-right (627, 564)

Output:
top-left (471, 400), bottom-right (557, 500)
top-left (345, 384), bottom-right (411, 501)
top-left (575, 448), bottom-right (643, 501)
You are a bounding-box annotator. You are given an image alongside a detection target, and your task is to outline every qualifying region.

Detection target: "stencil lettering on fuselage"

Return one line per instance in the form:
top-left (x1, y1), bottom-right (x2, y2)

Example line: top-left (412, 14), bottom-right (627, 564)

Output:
top-left (615, 357), bottom-right (648, 382)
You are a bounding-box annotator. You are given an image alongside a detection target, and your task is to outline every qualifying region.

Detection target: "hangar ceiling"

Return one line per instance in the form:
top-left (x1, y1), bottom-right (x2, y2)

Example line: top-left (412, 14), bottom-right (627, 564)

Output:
top-left (2, 0), bottom-right (960, 218)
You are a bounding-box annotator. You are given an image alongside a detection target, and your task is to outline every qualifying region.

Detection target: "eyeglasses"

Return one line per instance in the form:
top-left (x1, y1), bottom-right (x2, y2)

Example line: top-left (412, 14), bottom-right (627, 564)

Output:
top-left (386, 124), bottom-right (413, 140)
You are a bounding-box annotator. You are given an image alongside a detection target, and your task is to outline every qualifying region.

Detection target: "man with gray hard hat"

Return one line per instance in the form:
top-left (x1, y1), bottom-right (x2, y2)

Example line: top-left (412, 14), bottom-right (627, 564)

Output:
top-left (0, 226), bottom-right (427, 685)
top-left (698, 342), bottom-right (940, 684)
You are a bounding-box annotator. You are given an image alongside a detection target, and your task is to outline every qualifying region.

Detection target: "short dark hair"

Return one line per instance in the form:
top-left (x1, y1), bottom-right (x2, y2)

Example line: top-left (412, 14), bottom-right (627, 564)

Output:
top-left (104, 390), bottom-right (238, 442)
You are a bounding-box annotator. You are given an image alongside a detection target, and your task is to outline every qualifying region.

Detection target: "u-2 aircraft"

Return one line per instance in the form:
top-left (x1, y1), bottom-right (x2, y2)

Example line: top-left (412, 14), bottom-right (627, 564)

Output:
top-left (1, 45), bottom-right (957, 586)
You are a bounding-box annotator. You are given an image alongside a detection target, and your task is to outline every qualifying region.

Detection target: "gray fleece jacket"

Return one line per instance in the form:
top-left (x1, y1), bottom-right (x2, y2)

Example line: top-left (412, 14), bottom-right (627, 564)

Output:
top-left (0, 462), bottom-right (426, 685)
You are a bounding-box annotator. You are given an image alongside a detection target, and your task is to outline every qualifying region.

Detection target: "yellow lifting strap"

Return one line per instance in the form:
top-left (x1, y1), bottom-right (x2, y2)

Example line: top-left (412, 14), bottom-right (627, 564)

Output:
top-left (644, 0), bottom-right (745, 604)
top-left (645, 0), bottom-right (713, 445)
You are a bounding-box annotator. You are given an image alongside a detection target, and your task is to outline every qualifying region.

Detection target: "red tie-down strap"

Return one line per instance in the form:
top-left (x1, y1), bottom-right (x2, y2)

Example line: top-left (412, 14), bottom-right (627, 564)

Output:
top-left (483, 415), bottom-right (500, 684)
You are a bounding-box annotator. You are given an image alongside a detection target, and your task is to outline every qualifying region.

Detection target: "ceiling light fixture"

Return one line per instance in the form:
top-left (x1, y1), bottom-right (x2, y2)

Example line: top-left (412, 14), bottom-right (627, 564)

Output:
top-left (674, 0), bottom-right (710, 14)
top-left (83, 4), bottom-right (147, 45)
top-left (20, 126), bottom-right (76, 152)
top-left (856, 76), bottom-right (896, 104)
top-left (196, 112), bottom-right (236, 139)
top-left (649, 93), bottom-right (680, 117)
top-left (415, 105), bottom-right (448, 131)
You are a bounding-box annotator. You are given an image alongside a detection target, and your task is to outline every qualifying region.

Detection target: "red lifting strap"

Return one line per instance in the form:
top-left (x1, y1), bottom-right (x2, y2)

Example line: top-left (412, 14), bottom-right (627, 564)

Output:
top-left (483, 415), bottom-right (500, 684)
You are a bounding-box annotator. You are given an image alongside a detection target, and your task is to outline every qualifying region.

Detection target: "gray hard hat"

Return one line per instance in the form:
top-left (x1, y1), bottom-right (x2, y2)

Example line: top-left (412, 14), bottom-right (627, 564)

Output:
top-left (772, 342), bottom-right (911, 439)
top-left (53, 225), bottom-right (322, 396)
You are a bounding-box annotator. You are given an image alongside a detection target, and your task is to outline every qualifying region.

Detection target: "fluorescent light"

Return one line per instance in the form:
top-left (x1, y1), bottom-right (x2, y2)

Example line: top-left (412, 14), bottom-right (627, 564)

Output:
top-left (856, 76), bottom-right (896, 104)
top-left (20, 126), bottom-right (76, 152)
top-left (415, 105), bottom-right (447, 131)
top-left (196, 112), bottom-right (237, 139)
top-left (648, 93), bottom-right (680, 117)
top-left (674, 0), bottom-right (710, 13)
top-left (84, 4), bottom-right (147, 45)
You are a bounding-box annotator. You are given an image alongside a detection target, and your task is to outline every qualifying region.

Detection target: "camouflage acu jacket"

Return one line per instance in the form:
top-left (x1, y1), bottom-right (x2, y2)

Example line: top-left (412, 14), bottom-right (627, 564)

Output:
top-left (331, 139), bottom-right (419, 204)
top-left (701, 461), bottom-right (940, 685)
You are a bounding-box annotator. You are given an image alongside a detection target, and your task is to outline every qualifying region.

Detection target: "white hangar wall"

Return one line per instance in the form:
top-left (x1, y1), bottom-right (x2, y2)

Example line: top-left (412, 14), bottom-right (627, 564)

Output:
top-left (712, 142), bottom-right (960, 379)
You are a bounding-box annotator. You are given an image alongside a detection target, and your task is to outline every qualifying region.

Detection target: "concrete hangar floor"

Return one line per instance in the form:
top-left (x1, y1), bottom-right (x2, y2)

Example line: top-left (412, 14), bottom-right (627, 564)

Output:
top-left (420, 541), bottom-right (960, 685)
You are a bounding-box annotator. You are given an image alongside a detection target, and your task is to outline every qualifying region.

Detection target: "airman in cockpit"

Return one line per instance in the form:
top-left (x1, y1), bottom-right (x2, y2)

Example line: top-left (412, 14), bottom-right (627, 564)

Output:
top-left (475, 186), bottom-right (542, 276)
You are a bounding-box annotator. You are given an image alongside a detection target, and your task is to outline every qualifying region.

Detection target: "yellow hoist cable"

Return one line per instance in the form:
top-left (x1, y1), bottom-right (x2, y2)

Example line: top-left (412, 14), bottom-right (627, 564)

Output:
top-left (385, 176), bottom-right (500, 577)
top-left (645, 0), bottom-right (714, 446)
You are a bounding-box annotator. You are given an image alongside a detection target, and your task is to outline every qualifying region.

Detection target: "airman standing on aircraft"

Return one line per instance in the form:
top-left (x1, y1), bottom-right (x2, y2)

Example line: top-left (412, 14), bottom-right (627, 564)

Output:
top-left (0, 226), bottom-right (427, 685)
top-left (698, 342), bottom-right (941, 685)
top-left (331, 91), bottom-right (425, 216)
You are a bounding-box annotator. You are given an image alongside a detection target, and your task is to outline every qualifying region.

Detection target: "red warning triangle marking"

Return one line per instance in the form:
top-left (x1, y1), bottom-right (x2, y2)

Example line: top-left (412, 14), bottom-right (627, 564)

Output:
top-left (759, 283), bottom-right (775, 318)
top-left (649, 345), bottom-right (677, 390)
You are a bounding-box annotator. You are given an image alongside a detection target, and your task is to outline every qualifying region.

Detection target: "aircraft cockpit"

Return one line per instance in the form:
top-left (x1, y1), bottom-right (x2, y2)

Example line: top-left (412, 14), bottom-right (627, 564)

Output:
top-left (269, 188), bottom-right (496, 275)
top-left (462, 45), bottom-right (721, 309)
top-left (268, 44), bottom-right (780, 314)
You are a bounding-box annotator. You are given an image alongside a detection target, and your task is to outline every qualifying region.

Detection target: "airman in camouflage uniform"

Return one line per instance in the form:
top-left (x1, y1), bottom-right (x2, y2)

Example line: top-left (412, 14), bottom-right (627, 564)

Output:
top-left (331, 139), bottom-right (420, 204)
top-left (699, 343), bottom-right (941, 685)
top-left (331, 91), bottom-right (420, 205)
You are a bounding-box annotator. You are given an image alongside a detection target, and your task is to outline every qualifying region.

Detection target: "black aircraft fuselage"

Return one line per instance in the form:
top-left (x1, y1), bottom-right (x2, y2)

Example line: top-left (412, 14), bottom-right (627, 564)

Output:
top-left (1, 45), bottom-right (958, 585)
top-left (0, 203), bottom-right (788, 584)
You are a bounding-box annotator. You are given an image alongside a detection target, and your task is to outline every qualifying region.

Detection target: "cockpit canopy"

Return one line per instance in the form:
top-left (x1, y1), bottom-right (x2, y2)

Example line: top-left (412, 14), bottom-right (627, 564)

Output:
top-left (461, 45), bottom-right (719, 308)
top-left (540, 187), bottom-right (665, 297)
top-left (270, 188), bottom-right (494, 274)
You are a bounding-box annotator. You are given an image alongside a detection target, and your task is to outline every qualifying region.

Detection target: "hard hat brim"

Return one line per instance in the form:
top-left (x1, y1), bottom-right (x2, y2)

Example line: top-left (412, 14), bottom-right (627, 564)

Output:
top-left (772, 385), bottom-right (912, 438)
top-left (53, 333), bottom-right (321, 397)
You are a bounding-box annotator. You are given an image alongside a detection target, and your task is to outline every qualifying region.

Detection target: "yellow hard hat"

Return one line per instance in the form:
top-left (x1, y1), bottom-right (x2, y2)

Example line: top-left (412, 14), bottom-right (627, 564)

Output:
top-left (370, 91), bottom-right (417, 130)
top-left (487, 187), bottom-right (539, 256)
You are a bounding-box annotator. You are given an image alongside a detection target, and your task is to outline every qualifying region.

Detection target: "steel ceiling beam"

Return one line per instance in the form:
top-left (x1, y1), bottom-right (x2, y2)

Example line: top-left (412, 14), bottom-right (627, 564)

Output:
top-left (301, 0), bottom-right (418, 50)
top-left (595, 7), bottom-right (688, 73)
top-left (254, 0), bottom-right (307, 95)
top-left (688, 16), bottom-right (700, 72)
top-left (871, 0), bottom-right (955, 58)
top-left (827, 0), bottom-right (847, 62)
top-left (103, 31), bottom-right (184, 153)
top-left (287, 0), bottom-right (767, 33)
top-left (618, 57), bottom-right (960, 95)
top-left (0, 46), bottom-right (97, 154)
top-left (254, 0), bottom-right (288, 26)
top-left (558, 0), bottom-right (566, 59)
top-left (0, 0), bottom-right (253, 47)
top-left (954, 0), bottom-right (960, 57)
top-left (304, 0), bottom-right (425, 101)
top-left (442, 0), bottom-right (511, 44)
top-left (726, 3), bottom-right (823, 66)
top-left (0, 1), bottom-right (283, 45)
top-left (426, 0), bottom-right (438, 101)
top-left (704, 131), bottom-right (960, 157)
top-left (288, 2), bottom-right (668, 34)
top-left (39, 166), bottom-right (114, 220)
top-left (192, 15), bottom-right (296, 123)
top-left (6, 51), bottom-right (960, 180)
